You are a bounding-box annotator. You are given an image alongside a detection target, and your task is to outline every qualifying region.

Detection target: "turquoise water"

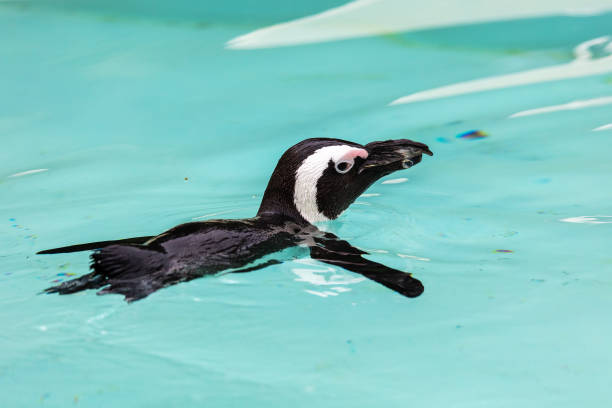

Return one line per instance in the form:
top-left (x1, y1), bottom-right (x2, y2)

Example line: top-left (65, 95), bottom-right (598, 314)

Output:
top-left (2, 2), bottom-right (612, 407)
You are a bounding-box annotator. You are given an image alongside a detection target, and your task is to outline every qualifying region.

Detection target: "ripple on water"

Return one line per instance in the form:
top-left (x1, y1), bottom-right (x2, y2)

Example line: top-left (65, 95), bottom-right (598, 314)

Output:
top-left (292, 258), bottom-right (365, 298)
top-left (381, 177), bottom-right (408, 184)
top-left (593, 123), bottom-right (612, 131)
top-left (8, 168), bottom-right (48, 178)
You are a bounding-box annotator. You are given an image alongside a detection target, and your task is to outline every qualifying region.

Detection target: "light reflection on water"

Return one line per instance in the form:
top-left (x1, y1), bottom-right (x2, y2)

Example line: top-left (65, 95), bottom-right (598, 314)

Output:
top-left (2, 1), bottom-right (612, 407)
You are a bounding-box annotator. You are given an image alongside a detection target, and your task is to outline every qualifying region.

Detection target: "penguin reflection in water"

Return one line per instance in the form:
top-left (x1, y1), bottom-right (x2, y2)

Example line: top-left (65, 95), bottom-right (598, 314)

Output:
top-left (40, 138), bottom-right (433, 302)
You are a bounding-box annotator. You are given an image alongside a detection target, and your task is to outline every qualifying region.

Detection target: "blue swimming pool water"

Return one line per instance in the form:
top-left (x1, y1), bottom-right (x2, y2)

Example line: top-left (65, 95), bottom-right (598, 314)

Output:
top-left (2, 2), bottom-right (612, 407)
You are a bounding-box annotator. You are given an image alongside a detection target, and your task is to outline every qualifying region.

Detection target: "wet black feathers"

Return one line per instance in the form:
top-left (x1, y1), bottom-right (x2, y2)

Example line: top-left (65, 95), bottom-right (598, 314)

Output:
top-left (45, 244), bottom-right (168, 302)
top-left (43, 218), bottom-right (298, 302)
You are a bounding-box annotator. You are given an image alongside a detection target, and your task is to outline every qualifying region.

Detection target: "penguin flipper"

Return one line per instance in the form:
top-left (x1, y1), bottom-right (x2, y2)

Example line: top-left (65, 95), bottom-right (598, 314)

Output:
top-left (309, 234), bottom-right (424, 298)
top-left (37, 236), bottom-right (155, 254)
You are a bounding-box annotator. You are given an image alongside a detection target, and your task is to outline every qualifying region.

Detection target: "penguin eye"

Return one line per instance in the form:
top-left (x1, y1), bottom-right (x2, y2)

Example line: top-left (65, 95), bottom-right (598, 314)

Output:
top-left (335, 160), bottom-right (353, 174)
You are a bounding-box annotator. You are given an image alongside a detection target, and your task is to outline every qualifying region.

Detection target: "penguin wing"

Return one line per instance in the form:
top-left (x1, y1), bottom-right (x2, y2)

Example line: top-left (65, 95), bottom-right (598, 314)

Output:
top-left (309, 233), bottom-right (424, 298)
top-left (37, 236), bottom-right (155, 254)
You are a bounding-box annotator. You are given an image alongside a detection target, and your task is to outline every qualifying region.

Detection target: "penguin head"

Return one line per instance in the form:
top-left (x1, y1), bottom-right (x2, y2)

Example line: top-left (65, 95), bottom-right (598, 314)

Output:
top-left (258, 138), bottom-right (433, 225)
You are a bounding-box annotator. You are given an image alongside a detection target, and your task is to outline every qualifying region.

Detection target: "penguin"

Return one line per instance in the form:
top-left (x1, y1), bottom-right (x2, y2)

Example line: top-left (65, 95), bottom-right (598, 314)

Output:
top-left (39, 138), bottom-right (433, 302)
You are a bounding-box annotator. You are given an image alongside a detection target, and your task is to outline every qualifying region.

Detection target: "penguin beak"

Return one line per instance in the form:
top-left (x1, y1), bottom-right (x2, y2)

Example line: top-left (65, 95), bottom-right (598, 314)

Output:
top-left (359, 139), bottom-right (433, 174)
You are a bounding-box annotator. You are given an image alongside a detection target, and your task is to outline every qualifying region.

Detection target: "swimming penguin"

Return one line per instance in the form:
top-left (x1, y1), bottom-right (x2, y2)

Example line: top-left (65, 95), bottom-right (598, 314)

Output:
top-left (39, 138), bottom-right (433, 302)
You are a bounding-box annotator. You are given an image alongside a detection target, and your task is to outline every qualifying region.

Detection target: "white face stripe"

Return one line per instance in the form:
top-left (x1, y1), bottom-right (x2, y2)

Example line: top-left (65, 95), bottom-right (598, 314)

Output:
top-left (294, 145), bottom-right (368, 224)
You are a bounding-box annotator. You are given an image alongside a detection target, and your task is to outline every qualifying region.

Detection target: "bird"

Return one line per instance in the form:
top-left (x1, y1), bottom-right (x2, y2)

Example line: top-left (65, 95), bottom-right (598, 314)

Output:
top-left (39, 137), bottom-right (433, 302)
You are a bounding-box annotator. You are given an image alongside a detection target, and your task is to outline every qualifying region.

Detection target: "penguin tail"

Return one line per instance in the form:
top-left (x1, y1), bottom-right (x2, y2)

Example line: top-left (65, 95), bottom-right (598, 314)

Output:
top-left (37, 236), bottom-right (155, 254)
top-left (44, 244), bottom-right (169, 302)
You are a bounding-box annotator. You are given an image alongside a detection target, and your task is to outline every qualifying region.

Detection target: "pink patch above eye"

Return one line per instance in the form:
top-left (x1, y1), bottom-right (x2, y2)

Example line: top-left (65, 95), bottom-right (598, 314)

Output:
top-left (340, 148), bottom-right (368, 162)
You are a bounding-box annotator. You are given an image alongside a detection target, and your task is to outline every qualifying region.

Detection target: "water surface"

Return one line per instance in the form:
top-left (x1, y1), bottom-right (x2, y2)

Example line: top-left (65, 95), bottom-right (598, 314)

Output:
top-left (1, 2), bottom-right (612, 407)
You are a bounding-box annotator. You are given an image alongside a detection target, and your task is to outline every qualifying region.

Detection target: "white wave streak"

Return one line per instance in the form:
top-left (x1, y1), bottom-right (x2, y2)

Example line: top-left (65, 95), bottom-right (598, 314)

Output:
top-left (397, 253), bottom-right (430, 261)
top-left (390, 37), bottom-right (612, 105)
top-left (381, 177), bottom-right (408, 184)
top-left (226, 0), bottom-right (612, 50)
top-left (8, 168), bottom-right (48, 178)
top-left (293, 258), bottom-right (365, 287)
top-left (593, 123), bottom-right (612, 131)
top-left (560, 215), bottom-right (612, 224)
top-left (510, 96), bottom-right (612, 118)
